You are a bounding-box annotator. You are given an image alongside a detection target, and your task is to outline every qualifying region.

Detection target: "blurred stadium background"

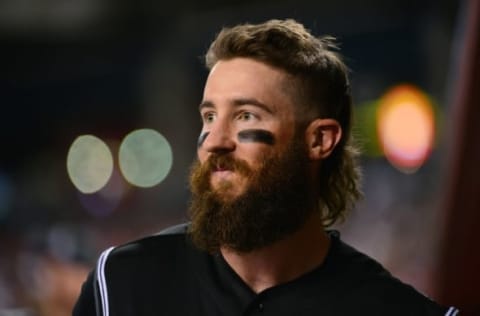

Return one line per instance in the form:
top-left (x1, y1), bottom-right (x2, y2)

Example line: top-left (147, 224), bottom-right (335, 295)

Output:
top-left (1, 0), bottom-right (478, 315)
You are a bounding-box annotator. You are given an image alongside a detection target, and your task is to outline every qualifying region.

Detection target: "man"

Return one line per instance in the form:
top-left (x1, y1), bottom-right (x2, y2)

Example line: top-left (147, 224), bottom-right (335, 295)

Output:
top-left (73, 19), bottom-right (458, 315)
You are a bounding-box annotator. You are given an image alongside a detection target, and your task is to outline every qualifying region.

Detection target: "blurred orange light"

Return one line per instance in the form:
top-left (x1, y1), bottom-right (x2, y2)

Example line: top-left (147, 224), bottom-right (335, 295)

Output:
top-left (377, 84), bottom-right (435, 173)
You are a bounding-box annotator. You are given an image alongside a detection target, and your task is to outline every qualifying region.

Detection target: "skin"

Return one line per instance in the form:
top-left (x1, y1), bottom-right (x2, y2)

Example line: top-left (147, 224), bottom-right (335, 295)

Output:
top-left (199, 58), bottom-right (296, 198)
top-left (198, 57), bottom-right (342, 293)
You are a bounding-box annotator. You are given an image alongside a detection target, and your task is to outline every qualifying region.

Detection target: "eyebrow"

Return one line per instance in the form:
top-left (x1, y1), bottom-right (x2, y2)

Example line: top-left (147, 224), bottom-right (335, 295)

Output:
top-left (198, 98), bottom-right (274, 114)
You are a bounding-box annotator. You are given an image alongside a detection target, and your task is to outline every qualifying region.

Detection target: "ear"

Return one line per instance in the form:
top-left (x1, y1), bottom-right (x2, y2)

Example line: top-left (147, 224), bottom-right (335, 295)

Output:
top-left (305, 118), bottom-right (342, 160)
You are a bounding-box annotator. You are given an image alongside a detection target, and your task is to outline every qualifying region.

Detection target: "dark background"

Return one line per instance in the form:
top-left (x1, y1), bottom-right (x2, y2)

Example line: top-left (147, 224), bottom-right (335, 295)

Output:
top-left (1, 0), bottom-right (475, 314)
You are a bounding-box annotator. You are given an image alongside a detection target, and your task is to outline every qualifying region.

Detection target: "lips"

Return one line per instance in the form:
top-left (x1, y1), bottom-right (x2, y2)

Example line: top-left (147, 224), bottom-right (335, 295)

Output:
top-left (211, 166), bottom-right (235, 184)
top-left (213, 162), bottom-right (232, 172)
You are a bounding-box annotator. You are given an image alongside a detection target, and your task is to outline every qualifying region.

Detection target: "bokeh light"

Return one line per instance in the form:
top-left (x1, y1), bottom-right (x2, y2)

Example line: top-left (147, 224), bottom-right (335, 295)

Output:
top-left (377, 84), bottom-right (436, 173)
top-left (66, 135), bottom-right (113, 193)
top-left (118, 128), bottom-right (173, 188)
top-left (77, 166), bottom-right (127, 218)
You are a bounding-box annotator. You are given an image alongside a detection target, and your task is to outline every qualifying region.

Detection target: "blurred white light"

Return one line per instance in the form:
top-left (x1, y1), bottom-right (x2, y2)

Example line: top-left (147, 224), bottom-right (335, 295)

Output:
top-left (119, 129), bottom-right (173, 188)
top-left (67, 135), bottom-right (113, 194)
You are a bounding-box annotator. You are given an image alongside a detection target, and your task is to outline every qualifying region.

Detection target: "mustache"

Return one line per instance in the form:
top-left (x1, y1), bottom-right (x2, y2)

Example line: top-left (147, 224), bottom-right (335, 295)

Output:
top-left (202, 154), bottom-right (252, 176)
top-left (189, 154), bottom-right (254, 196)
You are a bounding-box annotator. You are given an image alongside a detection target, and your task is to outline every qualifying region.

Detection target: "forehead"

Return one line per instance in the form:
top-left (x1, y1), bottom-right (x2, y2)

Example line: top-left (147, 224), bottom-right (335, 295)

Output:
top-left (203, 58), bottom-right (294, 113)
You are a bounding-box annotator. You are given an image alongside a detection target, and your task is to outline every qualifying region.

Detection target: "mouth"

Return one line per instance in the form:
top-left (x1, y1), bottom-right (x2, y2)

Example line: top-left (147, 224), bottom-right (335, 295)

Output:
top-left (210, 163), bottom-right (235, 183)
top-left (213, 162), bottom-right (232, 172)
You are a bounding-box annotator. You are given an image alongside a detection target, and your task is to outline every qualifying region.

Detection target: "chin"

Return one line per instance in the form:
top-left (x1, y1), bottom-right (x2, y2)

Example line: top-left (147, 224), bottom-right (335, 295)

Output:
top-left (212, 177), bottom-right (247, 195)
top-left (215, 189), bottom-right (243, 203)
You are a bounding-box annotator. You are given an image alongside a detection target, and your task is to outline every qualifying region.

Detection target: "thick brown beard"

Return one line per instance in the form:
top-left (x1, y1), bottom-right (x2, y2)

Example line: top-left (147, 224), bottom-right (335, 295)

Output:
top-left (188, 138), bottom-right (315, 253)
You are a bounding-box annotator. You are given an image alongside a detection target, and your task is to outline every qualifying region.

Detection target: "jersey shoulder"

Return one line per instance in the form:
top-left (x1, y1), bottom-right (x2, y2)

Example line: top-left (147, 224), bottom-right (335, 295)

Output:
top-left (103, 222), bottom-right (192, 270)
top-left (328, 233), bottom-right (450, 315)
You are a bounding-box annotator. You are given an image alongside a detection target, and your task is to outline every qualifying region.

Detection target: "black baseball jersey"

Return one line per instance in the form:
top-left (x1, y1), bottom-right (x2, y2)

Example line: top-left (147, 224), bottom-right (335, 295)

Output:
top-left (73, 223), bottom-right (458, 316)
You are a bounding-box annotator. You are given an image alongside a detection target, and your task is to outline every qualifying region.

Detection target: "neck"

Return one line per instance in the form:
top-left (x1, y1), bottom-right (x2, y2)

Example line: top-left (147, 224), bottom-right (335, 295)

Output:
top-left (220, 211), bottom-right (330, 293)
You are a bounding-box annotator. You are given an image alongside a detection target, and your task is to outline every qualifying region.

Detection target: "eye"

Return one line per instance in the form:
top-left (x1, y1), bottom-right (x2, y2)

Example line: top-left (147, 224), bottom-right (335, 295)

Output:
top-left (202, 111), bottom-right (216, 124)
top-left (237, 111), bottom-right (257, 122)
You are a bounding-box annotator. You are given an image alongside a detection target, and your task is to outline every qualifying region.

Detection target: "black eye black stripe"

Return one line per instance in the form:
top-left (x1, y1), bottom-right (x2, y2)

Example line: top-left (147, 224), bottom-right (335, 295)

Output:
top-left (197, 129), bottom-right (275, 147)
top-left (238, 129), bottom-right (275, 145)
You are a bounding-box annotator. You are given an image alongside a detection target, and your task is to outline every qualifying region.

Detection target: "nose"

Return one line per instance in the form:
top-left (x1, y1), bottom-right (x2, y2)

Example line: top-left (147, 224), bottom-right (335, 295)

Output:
top-left (201, 122), bottom-right (236, 154)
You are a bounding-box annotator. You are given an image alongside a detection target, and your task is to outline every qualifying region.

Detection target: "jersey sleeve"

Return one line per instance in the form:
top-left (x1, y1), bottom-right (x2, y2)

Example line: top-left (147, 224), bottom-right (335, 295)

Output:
top-left (73, 246), bottom-right (115, 316)
top-left (72, 271), bottom-right (98, 316)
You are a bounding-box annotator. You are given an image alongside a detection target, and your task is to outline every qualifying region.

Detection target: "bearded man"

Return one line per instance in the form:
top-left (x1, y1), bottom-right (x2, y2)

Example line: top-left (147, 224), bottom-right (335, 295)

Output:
top-left (73, 19), bottom-right (458, 316)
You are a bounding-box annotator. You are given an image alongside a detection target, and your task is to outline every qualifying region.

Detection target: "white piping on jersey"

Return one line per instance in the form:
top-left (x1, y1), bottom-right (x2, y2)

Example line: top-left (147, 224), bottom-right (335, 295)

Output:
top-left (97, 247), bottom-right (115, 316)
top-left (445, 306), bottom-right (459, 316)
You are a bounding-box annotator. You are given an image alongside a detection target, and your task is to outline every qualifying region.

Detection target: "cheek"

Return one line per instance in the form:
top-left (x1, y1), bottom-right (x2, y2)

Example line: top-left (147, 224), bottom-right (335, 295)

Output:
top-left (197, 141), bottom-right (209, 162)
top-left (196, 131), bottom-right (210, 163)
top-left (197, 149), bottom-right (207, 163)
top-left (236, 144), bottom-right (273, 167)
